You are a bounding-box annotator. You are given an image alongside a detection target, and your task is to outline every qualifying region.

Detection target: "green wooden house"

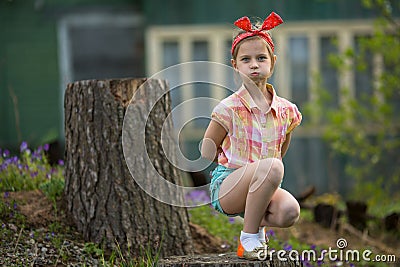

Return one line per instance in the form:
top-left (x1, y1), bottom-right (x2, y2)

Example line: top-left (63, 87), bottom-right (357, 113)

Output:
top-left (0, 0), bottom-right (395, 195)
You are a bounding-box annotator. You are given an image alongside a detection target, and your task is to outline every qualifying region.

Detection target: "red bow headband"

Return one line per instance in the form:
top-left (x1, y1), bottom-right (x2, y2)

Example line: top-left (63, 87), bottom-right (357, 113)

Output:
top-left (231, 12), bottom-right (283, 56)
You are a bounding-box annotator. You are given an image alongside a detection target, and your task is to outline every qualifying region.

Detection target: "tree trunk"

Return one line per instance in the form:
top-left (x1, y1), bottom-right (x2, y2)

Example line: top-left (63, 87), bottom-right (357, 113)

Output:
top-left (63, 78), bottom-right (193, 258)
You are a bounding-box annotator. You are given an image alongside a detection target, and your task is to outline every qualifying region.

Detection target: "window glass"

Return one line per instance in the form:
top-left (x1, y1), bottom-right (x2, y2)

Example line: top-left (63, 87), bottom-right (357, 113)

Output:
top-left (162, 40), bottom-right (181, 104)
top-left (354, 35), bottom-right (373, 101)
top-left (289, 36), bottom-right (309, 110)
top-left (70, 25), bottom-right (144, 81)
top-left (224, 39), bottom-right (238, 96)
top-left (320, 36), bottom-right (339, 107)
top-left (191, 41), bottom-right (210, 128)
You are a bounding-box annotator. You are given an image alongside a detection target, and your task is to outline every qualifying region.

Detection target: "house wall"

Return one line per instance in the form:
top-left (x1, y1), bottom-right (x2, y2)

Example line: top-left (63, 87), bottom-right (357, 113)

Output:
top-left (0, 0), bottom-right (141, 150)
top-left (0, 1), bottom-right (60, 149)
top-left (143, 0), bottom-right (377, 25)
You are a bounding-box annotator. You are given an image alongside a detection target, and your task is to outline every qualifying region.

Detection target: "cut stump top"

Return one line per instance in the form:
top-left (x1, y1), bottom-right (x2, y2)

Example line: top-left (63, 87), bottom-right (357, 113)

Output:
top-left (158, 252), bottom-right (302, 267)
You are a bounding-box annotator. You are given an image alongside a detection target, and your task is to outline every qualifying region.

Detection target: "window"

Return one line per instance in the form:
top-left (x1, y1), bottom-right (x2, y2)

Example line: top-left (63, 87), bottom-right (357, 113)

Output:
top-left (354, 35), bottom-right (374, 101)
top-left (320, 36), bottom-right (339, 107)
top-left (58, 13), bottom-right (143, 139)
top-left (289, 36), bottom-right (309, 109)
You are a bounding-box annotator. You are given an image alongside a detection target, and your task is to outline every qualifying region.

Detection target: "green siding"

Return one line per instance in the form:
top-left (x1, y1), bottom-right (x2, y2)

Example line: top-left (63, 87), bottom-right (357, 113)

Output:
top-left (144, 0), bottom-right (383, 25)
top-left (0, 1), bottom-right (60, 149)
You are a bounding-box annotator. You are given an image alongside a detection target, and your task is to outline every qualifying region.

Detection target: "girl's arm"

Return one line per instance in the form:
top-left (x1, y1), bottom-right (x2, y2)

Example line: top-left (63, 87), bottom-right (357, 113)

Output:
top-left (281, 132), bottom-right (292, 158)
top-left (201, 120), bottom-right (227, 162)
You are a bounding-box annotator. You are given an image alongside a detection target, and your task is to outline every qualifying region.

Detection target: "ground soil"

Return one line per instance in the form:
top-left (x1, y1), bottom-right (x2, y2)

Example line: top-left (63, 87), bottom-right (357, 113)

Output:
top-left (3, 190), bottom-right (400, 265)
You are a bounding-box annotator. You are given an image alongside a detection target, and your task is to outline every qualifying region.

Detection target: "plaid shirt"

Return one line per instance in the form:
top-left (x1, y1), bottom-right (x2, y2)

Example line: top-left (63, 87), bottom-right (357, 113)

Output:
top-left (211, 84), bottom-right (302, 168)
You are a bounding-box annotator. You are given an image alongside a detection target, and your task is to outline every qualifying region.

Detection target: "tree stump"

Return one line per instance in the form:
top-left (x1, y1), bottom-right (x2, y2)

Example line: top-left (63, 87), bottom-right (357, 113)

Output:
top-left (158, 253), bottom-right (303, 266)
top-left (63, 78), bottom-right (193, 257)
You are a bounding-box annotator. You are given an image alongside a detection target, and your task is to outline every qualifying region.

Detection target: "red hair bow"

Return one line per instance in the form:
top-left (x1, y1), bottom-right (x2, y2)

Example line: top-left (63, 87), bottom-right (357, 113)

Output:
top-left (231, 12), bottom-right (283, 55)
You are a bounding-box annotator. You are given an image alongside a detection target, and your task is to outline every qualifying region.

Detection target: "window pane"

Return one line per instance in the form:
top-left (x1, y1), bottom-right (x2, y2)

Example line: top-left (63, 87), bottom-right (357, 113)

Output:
top-left (354, 36), bottom-right (373, 101)
top-left (289, 36), bottom-right (309, 109)
top-left (192, 41), bottom-right (208, 61)
top-left (70, 25), bottom-right (144, 81)
top-left (191, 41), bottom-right (209, 95)
top-left (385, 61), bottom-right (400, 114)
top-left (162, 41), bottom-right (181, 125)
top-left (320, 36), bottom-right (339, 107)
top-left (162, 41), bottom-right (179, 68)
top-left (224, 39), bottom-right (237, 95)
top-left (191, 41), bottom-right (210, 128)
top-left (162, 41), bottom-right (180, 103)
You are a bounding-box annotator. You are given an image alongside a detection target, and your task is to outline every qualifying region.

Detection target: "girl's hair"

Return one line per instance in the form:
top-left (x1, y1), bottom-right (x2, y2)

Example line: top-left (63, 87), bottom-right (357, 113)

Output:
top-left (231, 17), bottom-right (274, 60)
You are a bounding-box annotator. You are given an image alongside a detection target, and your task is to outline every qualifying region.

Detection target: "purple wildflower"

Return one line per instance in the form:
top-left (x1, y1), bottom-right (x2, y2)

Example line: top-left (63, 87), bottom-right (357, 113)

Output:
top-left (20, 141), bottom-right (28, 152)
top-left (43, 144), bottom-right (50, 151)
top-left (310, 244), bottom-right (317, 251)
top-left (1, 223), bottom-right (5, 229)
top-left (58, 159), bottom-right (64, 166)
top-left (267, 229), bottom-right (275, 237)
top-left (283, 243), bottom-right (292, 251)
top-left (4, 192), bottom-right (9, 198)
top-left (31, 151), bottom-right (41, 161)
top-left (13, 202), bottom-right (17, 209)
top-left (11, 156), bottom-right (18, 164)
top-left (228, 217), bottom-right (235, 224)
top-left (30, 171), bottom-right (38, 178)
top-left (3, 149), bottom-right (10, 158)
top-left (186, 190), bottom-right (211, 204)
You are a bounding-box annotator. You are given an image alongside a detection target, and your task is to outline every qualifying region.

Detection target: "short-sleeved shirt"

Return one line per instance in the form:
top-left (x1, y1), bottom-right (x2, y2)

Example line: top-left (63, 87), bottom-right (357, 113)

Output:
top-left (211, 84), bottom-right (302, 169)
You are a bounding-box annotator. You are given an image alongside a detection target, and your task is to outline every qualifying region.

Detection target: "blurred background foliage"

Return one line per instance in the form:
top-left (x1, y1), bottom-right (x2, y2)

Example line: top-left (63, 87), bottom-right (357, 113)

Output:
top-left (303, 0), bottom-right (400, 217)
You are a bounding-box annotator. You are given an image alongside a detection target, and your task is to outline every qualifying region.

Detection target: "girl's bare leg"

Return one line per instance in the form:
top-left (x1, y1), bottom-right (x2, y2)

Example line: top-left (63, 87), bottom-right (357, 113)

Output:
top-left (218, 158), bottom-right (285, 234)
top-left (260, 188), bottom-right (300, 228)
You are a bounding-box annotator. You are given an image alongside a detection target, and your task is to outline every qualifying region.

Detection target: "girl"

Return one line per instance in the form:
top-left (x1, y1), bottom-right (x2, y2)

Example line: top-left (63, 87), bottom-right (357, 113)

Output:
top-left (201, 12), bottom-right (302, 260)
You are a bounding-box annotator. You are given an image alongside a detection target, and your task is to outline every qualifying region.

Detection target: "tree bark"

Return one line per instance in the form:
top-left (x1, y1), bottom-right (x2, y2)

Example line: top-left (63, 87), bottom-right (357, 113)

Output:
top-left (63, 78), bottom-right (193, 257)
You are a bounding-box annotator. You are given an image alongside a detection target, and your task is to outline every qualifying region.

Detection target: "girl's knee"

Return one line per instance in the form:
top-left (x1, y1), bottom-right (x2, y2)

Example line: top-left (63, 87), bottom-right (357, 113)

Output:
top-left (281, 203), bottom-right (300, 227)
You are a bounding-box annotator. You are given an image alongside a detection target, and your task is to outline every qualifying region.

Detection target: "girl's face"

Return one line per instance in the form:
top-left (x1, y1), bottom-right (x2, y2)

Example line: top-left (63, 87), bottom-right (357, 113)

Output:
top-left (231, 38), bottom-right (276, 84)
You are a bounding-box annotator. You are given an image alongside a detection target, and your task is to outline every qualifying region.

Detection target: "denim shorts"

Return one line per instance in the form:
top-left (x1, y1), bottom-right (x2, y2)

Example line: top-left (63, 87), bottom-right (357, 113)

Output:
top-left (209, 165), bottom-right (244, 217)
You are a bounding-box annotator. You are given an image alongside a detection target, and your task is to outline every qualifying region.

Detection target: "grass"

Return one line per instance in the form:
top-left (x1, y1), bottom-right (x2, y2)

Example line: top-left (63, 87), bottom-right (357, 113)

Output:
top-left (188, 204), bottom-right (242, 249)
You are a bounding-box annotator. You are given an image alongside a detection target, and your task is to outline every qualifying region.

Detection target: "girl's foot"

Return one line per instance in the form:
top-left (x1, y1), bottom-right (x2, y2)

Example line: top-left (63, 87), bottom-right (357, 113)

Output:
top-left (237, 241), bottom-right (267, 260)
top-left (237, 231), bottom-right (267, 260)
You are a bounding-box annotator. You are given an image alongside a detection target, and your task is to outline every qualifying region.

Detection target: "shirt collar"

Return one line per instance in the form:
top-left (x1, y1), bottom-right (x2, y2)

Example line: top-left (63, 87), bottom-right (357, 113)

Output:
top-left (236, 83), bottom-right (279, 113)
